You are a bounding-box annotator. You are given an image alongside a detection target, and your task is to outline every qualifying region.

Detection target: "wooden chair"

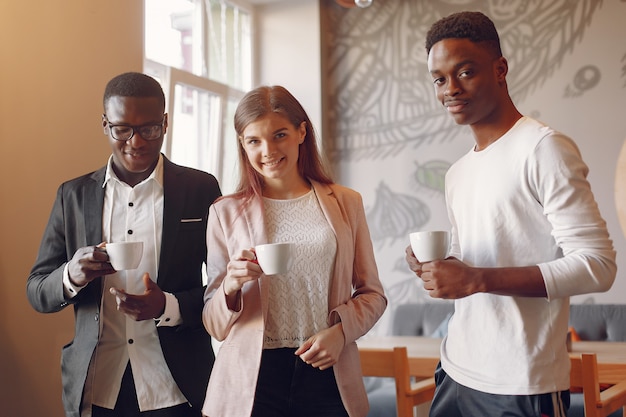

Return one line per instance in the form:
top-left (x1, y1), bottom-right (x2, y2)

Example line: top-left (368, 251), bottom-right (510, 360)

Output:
top-left (359, 346), bottom-right (436, 417)
top-left (570, 353), bottom-right (626, 417)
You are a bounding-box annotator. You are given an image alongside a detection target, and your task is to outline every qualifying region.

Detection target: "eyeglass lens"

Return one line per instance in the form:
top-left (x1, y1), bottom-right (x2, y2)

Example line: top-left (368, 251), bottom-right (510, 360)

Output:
top-left (110, 124), bottom-right (163, 141)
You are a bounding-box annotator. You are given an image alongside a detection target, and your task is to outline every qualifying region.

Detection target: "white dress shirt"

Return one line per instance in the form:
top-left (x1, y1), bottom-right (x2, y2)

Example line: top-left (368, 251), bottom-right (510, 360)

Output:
top-left (63, 155), bottom-right (187, 415)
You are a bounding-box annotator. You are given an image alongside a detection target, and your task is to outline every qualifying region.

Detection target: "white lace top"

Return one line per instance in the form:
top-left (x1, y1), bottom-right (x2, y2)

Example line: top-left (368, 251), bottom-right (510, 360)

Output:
top-left (262, 189), bottom-right (337, 349)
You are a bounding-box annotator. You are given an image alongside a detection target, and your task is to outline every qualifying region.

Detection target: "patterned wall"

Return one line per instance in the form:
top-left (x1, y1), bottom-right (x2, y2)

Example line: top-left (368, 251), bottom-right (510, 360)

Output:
top-left (320, 0), bottom-right (626, 334)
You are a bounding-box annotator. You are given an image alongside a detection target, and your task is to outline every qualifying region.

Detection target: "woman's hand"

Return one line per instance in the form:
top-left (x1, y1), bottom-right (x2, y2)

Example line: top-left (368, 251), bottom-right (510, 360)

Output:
top-left (295, 323), bottom-right (346, 370)
top-left (223, 248), bottom-right (263, 310)
top-left (223, 248), bottom-right (263, 295)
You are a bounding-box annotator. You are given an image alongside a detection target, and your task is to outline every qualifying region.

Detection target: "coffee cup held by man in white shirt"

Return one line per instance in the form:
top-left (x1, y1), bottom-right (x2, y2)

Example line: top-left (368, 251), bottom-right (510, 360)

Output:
top-left (105, 241), bottom-right (143, 271)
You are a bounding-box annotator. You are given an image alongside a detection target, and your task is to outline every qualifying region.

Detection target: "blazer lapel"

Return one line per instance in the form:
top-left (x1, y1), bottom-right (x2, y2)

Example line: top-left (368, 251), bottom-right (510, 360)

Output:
top-left (86, 168), bottom-right (106, 243)
top-left (244, 196), bottom-right (267, 248)
top-left (87, 168), bottom-right (106, 299)
top-left (240, 196), bottom-right (271, 321)
top-left (159, 157), bottom-right (183, 282)
top-left (311, 181), bottom-right (351, 311)
top-left (312, 181), bottom-right (343, 242)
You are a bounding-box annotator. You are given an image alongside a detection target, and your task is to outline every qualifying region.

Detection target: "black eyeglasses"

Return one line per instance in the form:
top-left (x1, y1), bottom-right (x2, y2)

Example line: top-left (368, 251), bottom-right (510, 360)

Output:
top-left (103, 116), bottom-right (165, 141)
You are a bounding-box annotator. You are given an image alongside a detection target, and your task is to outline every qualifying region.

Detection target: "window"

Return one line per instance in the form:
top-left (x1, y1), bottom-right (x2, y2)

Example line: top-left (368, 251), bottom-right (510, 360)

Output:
top-left (144, 0), bottom-right (252, 193)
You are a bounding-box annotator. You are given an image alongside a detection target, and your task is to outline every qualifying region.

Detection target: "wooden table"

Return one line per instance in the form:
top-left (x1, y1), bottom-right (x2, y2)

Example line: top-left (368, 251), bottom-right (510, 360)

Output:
top-left (357, 336), bottom-right (442, 378)
top-left (357, 336), bottom-right (626, 381)
top-left (570, 341), bottom-right (626, 384)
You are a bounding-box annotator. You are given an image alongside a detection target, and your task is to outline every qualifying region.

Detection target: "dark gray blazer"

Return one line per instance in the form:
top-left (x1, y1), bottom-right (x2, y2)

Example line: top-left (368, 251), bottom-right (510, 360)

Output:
top-left (27, 155), bottom-right (221, 417)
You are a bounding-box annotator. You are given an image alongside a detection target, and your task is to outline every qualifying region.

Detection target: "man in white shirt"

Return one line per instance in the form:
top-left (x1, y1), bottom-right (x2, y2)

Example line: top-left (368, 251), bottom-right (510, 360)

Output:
top-left (405, 11), bottom-right (616, 417)
top-left (27, 72), bottom-right (221, 417)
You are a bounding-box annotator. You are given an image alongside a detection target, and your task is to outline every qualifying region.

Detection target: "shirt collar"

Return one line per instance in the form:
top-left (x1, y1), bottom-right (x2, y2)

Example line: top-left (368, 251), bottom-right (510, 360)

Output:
top-left (103, 154), bottom-right (164, 189)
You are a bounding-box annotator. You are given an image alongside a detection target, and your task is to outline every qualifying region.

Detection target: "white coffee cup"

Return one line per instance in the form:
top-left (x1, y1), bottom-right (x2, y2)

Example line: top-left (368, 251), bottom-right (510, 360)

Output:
top-left (255, 242), bottom-right (295, 275)
top-left (409, 231), bottom-right (449, 262)
top-left (106, 241), bottom-right (143, 270)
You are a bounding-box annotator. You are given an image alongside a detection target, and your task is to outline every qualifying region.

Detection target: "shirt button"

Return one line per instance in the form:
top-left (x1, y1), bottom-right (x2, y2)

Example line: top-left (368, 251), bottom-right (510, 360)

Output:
top-left (128, 202), bottom-right (134, 207)
top-left (127, 230), bottom-right (133, 235)
top-left (94, 314), bottom-right (99, 322)
top-left (128, 339), bottom-right (134, 344)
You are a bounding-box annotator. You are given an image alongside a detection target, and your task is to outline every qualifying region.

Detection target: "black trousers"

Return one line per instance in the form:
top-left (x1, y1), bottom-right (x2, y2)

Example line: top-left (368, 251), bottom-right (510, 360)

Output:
top-left (91, 362), bottom-right (200, 417)
top-left (251, 348), bottom-right (349, 417)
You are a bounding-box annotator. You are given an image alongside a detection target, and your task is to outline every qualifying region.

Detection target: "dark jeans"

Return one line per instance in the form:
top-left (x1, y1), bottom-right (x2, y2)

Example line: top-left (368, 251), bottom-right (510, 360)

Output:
top-left (251, 347), bottom-right (349, 417)
top-left (91, 362), bottom-right (200, 417)
top-left (429, 362), bottom-right (570, 417)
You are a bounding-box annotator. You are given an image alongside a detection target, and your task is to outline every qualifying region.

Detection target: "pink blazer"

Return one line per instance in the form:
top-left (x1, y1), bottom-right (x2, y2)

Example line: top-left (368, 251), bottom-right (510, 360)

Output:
top-left (201, 181), bottom-right (387, 417)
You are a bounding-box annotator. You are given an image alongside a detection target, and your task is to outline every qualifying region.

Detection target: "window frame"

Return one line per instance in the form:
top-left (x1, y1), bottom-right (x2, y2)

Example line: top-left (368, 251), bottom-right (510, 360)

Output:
top-left (143, 0), bottom-right (254, 192)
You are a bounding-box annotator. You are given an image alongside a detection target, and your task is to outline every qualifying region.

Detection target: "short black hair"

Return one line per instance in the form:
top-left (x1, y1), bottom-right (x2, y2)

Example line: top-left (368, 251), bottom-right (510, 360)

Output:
top-left (425, 11), bottom-right (502, 57)
top-left (103, 72), bottom-right (165, 111)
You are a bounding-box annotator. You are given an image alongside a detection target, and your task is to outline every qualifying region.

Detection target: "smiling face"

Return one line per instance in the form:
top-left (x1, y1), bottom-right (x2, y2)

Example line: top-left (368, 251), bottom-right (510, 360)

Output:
top-left (103, 96), bottom-right (167, 186)
top-left (240, 112), bottom-right (306, 193)
top-left (428, 38), bottom-right (508, 128)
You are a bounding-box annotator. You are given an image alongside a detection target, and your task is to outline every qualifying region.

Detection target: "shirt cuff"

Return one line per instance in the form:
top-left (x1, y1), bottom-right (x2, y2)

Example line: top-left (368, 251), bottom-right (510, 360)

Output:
top-left (62, 263), bottom-right (86, 298)
top-left (155, 292), bottom-right (182, 327)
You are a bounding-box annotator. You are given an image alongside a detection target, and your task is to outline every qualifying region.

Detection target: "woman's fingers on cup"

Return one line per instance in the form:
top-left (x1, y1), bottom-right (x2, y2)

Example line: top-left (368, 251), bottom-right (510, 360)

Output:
top-left (248, 248), bottom-right (259, 264)
top-left (228, 257), bottom-right (261, 280)
top-left (224, 262), bottom-right (263, 294)
top-left (235, 248), bottom-right (257, 263)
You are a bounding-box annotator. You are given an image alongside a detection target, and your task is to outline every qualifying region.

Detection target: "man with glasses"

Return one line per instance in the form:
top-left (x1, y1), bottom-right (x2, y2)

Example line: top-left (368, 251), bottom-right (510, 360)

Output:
top-left (27, 72), bottom-right (221, 417)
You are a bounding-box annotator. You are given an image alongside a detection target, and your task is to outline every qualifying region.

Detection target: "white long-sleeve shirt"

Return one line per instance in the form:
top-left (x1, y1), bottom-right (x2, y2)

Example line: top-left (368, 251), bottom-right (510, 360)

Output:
top-left (442, 116), bottom-right (616, 395)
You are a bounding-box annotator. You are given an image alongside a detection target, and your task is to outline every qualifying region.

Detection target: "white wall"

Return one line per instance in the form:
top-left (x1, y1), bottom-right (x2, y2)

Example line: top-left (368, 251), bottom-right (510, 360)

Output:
top-left (255, 0), bottom-right (322, 135)
top-left (0, 1), bottom-right (143, 415)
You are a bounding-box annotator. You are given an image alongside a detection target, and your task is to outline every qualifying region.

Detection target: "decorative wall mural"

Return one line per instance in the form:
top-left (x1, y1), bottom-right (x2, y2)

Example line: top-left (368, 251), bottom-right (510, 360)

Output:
top-left (320, 0), bottom-right (626, 326)
top-left (322, 0), bottom-right (603, 161)
top-left (412, 159), bottom-right (449, 193)
top-left (385, 256), bottom-right (431, 306)
top-left (564, 65), bottom-right (601, 98)
top-left (366, 182), bottom-right (430, 243)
